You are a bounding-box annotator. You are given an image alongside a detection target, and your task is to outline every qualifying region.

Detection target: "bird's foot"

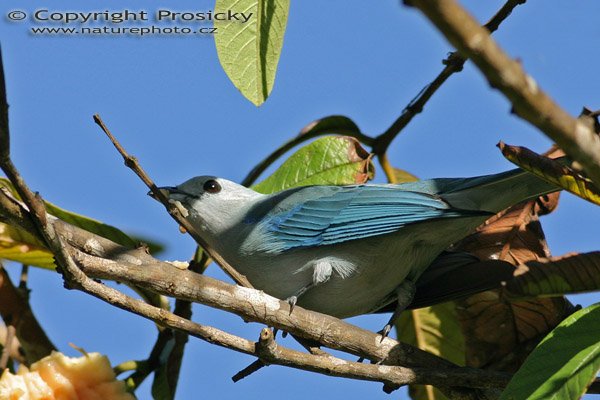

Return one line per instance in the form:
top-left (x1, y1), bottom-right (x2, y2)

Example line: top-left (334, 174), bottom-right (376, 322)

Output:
top-left (377, 323), bottom-right (393, 343)
top-left (376, 280), bottom-right (416, 342)
top-left (286, 295), bottom-right (298, 315)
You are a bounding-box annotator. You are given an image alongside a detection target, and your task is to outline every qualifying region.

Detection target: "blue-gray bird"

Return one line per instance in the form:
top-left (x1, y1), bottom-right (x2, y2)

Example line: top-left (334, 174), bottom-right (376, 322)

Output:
top-left (156, 168), bottom-right (557, 337)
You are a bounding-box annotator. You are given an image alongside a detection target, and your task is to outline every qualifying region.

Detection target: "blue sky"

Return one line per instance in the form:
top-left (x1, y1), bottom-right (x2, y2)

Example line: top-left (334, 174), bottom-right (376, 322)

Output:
top-left (1, 1), bottom-right (599, 399)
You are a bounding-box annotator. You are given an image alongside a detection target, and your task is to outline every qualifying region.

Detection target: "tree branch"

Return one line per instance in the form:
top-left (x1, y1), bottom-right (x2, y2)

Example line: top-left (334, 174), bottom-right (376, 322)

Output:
top-left (253, 328), bottom-right (509, 393)
top-left (373, 0), bottom-right (527, 155)
top-left (407, 0), bottom-right (600, 184)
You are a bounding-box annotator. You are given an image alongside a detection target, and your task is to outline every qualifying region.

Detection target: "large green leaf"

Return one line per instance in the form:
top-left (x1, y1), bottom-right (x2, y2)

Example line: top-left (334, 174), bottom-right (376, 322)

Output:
top-left (0, 178), bottom-right (163, 269)
top-left (214, 0), bottom-right (289, 106)
top-left (396, 303), bottom-right (465, 400)
top-left (500, 304), bottom-right (600, 400)
top-left (252, 136), bottom-right (374, 194)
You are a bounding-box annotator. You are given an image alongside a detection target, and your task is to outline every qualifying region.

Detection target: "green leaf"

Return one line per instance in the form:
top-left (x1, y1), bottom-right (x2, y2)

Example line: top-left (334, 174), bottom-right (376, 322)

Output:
top-left (498, 141), bottom-right (600, 206)
top-left (252, 136), bottom-right (374, 194)
top-left (396, 303), bottom-right (465, 400)
top-left (500, 304), bottom-right (600, 400)
top-left (214, 0), bottom-right (290, 106)
top-left (0, 178), bottom-right (164, 269)
top-left (505, 252), bottom-right (600, 299)
top-left (240, 115), bottom-right (367, 187)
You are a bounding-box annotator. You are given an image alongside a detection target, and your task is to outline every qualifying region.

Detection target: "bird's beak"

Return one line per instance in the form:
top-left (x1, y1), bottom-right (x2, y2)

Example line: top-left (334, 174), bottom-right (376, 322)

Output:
top-left (148, 186), bottom-right (181, 199)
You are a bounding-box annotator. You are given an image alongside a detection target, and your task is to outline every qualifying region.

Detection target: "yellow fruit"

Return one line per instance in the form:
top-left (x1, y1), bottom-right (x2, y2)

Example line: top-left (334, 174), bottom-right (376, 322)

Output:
top-left (0, 351), bottom-right (135, 400)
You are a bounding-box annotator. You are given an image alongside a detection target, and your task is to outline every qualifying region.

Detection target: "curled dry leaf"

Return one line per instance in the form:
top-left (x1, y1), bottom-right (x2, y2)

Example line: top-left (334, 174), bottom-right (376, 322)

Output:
top-left (499, 141), bottom-right (600, 205)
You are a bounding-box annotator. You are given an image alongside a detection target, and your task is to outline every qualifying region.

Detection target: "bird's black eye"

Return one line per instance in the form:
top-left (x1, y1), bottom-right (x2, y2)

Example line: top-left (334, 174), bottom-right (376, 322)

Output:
top-left (203, 179), bottom-right (221, 194)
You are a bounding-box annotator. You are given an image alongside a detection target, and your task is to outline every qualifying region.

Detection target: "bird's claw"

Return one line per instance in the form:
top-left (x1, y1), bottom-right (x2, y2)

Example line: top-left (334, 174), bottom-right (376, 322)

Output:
top-left (286, 295), bottom-right (298, 315)
top-left (378, 324), bottom-right (392, 343)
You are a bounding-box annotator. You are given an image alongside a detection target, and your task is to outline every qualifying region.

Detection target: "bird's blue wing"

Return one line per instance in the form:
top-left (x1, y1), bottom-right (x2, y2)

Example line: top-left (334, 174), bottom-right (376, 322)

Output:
top-left (258, 186), bottom-right (489, 253)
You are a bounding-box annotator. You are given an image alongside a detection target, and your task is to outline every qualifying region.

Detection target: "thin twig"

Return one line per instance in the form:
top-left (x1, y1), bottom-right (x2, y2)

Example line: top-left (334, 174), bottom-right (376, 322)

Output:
top-left (373, 0), bottom-right (527, 155)
top-left (482, 0), bottom-right (526, 34)
top-left (408, 0), bottom-right (600, 184)
top-left (232, 359), bottom-right (266, 382)
top-left (93, 114), bottom-right (253, 288)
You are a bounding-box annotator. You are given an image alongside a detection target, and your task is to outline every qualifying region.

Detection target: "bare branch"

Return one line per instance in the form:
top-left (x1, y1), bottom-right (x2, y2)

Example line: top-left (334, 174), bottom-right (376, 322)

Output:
top-left (253, 328), bottom-right (509, 393)
top-left (408, 0), bottom-right (600, 184)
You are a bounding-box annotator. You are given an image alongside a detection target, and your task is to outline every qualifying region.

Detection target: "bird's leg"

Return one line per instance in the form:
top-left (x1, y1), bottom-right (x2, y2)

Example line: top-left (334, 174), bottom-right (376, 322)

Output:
top-left (286, 259), bottom-right (333, 314)
top-left (379, 280), bottom-right (416, 340)
top-left (286, 282), bottom-right (316, 314)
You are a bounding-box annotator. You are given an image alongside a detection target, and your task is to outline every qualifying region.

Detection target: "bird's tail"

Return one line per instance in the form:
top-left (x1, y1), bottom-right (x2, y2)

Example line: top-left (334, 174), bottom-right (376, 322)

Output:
top-left (437, 168), bottom-right (560, 213)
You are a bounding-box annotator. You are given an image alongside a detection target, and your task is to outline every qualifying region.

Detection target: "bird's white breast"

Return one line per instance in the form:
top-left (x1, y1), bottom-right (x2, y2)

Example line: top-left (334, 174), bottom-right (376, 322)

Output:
top-left (219, 216), bottom-right (485, 318)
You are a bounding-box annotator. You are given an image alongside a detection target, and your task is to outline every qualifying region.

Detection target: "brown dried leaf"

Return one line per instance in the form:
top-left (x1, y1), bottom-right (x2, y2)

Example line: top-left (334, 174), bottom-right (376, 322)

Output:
top-left (455, 197), bottom-right (573, 371)
top-left (457, 293), bottom-right (571, 371)
top-left (457, 200), bottom-right (553, 264)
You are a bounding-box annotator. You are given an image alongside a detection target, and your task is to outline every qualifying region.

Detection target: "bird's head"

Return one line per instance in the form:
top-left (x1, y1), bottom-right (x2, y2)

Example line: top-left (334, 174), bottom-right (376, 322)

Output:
top-left (150, 176), bottom-right (262, 236)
